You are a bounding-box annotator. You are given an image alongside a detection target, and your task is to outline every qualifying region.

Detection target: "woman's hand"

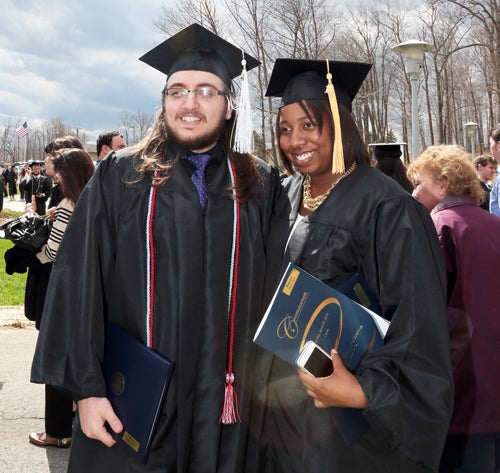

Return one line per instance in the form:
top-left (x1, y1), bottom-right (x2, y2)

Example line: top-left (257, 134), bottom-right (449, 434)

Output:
top-left (46, 206), bottom-right (57, 219)
top-left (297, 349), bottom-right (368, 409)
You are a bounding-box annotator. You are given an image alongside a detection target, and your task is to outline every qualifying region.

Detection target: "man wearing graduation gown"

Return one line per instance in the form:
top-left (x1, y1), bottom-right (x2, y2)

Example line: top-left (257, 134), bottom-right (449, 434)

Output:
top-left (25, 161), bottom-right (52, 215)
top-left (31, 24), bottom-right (280, 473)
top-left (259, 59), bottom-right (453, 472)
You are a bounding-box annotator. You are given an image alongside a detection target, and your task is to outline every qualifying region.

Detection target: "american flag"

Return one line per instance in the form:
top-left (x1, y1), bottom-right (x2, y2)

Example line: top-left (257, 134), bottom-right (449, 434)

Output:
top-left (15, 121), bottom-right (29, 138)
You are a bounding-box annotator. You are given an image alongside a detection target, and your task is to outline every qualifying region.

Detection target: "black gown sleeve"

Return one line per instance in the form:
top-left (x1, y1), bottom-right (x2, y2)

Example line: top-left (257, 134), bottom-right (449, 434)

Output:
top-left (356, 194), bottom-right (453, 470)
top-left (30, 153), bottom-right (128, 399)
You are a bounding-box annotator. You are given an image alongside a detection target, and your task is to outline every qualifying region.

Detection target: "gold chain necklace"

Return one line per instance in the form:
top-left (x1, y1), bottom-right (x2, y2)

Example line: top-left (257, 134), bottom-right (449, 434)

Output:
top-left (302, 162), bottom-right (358, 212)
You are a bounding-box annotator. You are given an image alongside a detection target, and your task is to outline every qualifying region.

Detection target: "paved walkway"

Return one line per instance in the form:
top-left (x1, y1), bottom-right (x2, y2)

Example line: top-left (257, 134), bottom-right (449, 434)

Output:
top-left (1, 195), bottom-right (26, 215)
top-left (0, 317), bottom-right (70, 472)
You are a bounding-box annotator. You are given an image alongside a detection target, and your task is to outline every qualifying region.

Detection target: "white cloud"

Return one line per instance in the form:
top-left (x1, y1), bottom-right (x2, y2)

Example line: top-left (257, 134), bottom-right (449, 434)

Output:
top-left (0, 0), bottom-right (169, 141)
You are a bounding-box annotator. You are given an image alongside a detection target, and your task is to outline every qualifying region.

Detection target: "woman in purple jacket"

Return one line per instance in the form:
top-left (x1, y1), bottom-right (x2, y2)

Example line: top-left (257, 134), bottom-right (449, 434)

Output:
top-left (408, 144), bottom-right (500, 473)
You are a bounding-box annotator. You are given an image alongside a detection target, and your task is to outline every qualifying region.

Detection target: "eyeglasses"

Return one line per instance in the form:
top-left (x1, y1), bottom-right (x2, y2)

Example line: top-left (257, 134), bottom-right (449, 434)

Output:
top-left (165, 87), bottom-right (227, 101)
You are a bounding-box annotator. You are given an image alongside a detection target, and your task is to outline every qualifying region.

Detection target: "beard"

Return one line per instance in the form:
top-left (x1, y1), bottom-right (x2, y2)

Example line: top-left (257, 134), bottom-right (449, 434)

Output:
top-left (164, 112), bottom-right (229, 152)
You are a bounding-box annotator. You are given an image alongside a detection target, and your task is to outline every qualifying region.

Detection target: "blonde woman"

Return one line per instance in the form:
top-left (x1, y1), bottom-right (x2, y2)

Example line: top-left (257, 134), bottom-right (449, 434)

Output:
top-left (408, 145), bottom-right (500, 473)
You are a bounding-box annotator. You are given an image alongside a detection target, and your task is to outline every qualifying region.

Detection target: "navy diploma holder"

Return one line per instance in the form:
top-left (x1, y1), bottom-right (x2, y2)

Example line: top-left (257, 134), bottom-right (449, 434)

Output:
top-left (103, 322), bottom-right (174, 463)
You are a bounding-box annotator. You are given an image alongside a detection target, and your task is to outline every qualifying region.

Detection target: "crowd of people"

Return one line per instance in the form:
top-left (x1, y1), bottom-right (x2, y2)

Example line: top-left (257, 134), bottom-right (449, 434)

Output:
top-left (2, 22), bottom-right (499, 473)
top-left (1, 131), bottom-right (125, 214)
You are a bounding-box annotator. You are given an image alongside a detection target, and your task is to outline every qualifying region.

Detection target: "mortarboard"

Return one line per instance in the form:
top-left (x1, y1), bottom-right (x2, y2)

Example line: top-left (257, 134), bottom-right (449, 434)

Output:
top-left (139, 23), bottom-right (260, 87)
top-left (139, 23), bottom-right (260, 154)
top-left (368, 142), bottom-right (407, 160)
top-left (266, 58), bottom-right (372, 173)
top-left (28, 161), bottom-right (44, 168)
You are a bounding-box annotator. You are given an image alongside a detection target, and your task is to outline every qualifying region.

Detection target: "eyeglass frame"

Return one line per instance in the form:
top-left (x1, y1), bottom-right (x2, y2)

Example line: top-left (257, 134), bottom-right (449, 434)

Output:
top-left (164, 86), bottom-right (229, 101)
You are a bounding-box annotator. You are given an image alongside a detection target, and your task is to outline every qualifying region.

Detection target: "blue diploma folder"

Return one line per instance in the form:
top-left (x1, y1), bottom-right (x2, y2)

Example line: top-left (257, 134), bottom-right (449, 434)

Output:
top-left (103, 322), bottom-right (174, 463)
top-left (254, 263), bottom-right (387, 370)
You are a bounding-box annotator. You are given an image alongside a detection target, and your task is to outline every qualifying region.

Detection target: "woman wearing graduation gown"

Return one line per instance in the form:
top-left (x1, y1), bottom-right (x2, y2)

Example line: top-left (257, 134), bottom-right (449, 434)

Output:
top-left (260, 59), bottom-right (454, 472)
top-left (31, 24), bottom-right (280, 473)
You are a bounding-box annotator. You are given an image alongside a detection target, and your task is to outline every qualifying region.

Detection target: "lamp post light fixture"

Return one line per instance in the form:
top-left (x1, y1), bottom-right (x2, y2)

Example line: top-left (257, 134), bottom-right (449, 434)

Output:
top-left (465, 121), bottom-right (479, 157)
top-left (392, 40), bottom-right (434, 161)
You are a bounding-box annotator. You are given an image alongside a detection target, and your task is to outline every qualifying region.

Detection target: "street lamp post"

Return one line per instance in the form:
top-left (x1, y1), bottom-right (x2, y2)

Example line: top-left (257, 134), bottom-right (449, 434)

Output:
top-left (465, 121), bottom-right (479, 157)
top-left (392, 40), bottom-right (434, 161)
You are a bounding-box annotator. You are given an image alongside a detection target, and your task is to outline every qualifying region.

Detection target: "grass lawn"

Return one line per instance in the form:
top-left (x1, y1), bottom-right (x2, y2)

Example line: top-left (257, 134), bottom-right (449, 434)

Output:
top-left (1, 209), bottom-right (27, 306)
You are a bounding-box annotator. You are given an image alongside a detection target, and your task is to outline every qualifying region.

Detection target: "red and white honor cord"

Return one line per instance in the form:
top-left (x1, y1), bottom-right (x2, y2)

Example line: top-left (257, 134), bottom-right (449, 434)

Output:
top-left (219, 158), bottom-right (241, 424)
top-left (145, 159), bottom-right (241, 423)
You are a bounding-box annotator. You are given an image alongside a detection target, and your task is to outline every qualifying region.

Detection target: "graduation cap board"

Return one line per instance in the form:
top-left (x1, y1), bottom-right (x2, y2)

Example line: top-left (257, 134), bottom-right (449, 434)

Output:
top-left (368, 142), bottom-right (407, 159)
top-left (139, 23), bottom-right (260, 87)
top-left (265, 58), bottom-right (372, 173)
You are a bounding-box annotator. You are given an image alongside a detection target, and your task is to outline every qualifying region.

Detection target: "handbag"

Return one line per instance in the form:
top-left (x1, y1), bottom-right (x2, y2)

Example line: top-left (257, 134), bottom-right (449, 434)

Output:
top-left (0, 211), bottom-right (53, 251)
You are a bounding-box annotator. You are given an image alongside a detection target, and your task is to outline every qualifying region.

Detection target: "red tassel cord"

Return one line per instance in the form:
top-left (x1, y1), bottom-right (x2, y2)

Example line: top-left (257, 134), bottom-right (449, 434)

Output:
top-left (220, 372), bottom-right (241, 424)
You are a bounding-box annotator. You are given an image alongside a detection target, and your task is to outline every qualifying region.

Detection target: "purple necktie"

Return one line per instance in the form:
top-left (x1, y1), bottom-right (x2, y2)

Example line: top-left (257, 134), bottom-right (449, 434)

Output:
top-left (182, 153), bottom-right (213, 210)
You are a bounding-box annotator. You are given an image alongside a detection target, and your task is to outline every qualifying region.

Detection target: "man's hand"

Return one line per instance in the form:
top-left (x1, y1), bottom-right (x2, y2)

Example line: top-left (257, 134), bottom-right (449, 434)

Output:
top-left (77, 397), bottom-right (123, 447)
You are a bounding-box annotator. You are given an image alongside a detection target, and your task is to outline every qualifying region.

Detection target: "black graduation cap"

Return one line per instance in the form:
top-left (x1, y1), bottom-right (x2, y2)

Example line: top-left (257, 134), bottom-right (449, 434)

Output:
top-left (265, 58), bottom-right (372, 112)
top-left (368, 143), bottom-right (407, 160)
top-left (28, 161), bottom-right (44, 168)
top-left (139, 23), bottom-right (260, 88)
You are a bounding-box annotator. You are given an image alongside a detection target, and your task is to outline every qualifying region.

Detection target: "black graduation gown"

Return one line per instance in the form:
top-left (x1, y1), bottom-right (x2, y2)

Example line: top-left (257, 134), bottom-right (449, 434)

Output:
top-left (479, 180), bottom-right (490, 211)
top-left (25, 175), bottom-right (51, 215)
top-left (260, 165), bottom-right (454, 472)
top-left (31, 149), bottom-right (280, 473)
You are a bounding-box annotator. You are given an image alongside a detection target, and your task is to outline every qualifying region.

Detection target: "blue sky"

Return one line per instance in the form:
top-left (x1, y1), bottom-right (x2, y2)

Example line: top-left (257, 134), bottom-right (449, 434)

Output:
top-left (0, 0), bottom-right (170, 141)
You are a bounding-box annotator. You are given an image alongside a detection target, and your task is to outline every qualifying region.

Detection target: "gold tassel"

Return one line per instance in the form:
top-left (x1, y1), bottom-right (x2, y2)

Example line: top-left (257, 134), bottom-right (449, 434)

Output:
top-left (325, 60), bottom-right (345, 174)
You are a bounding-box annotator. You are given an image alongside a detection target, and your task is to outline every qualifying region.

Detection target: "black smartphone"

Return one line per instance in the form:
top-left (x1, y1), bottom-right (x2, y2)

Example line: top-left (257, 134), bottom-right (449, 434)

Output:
top-left (296, 341), bottom-right (333, 377)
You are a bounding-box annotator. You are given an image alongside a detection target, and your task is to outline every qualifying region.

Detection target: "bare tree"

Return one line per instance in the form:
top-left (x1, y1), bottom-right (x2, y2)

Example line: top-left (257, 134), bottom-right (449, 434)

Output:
top-left (155, 0), bottom-right (225, 36)
top-left (269, 0), bottom-right (336, 58)
top-left (222, 0), bottom-right (278, 163)
top-left (444, 0), bottom-right (500, 124)
top-left (132, 110), bottom-right (155, 143)
top-left (120, 111), bottom-right (134, 145)
top-left (0, 120), bottom-right (16, 163)
top-left (92, 0), bottom-right (500, 163)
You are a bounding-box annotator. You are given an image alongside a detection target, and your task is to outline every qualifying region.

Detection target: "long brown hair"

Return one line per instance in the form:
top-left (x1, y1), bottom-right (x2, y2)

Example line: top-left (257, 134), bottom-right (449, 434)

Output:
top-left (133, 83), bottom-right (260, 202)
top-left (276, 98), bottom-right (371, 175)
top-left (44, 135), bottom-right (84, 154)
top-left (50, 148), bottom-right (95, 205)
